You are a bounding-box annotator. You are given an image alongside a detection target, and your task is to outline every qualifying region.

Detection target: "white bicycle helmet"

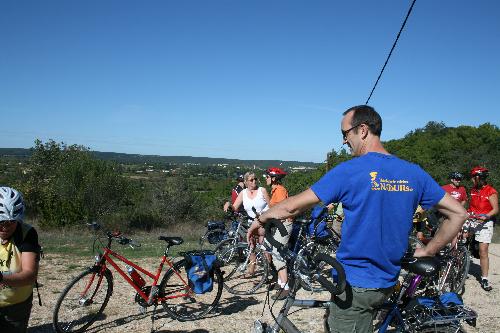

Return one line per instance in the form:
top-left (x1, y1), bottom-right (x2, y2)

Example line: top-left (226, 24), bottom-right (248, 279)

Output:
top-left (0, 187), bottom-right (25, 222)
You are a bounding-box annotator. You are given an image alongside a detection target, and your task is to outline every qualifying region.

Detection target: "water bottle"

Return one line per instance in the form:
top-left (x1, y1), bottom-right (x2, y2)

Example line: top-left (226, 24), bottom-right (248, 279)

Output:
top-left (126, 265), bottom-right (146, 288)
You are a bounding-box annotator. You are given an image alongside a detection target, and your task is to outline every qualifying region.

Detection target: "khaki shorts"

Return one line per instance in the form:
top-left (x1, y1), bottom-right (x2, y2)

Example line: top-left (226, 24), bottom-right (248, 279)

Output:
top-left (475, 221), bottom-right (494, 243)
top-left (270, 221), bottom-right (293, 271)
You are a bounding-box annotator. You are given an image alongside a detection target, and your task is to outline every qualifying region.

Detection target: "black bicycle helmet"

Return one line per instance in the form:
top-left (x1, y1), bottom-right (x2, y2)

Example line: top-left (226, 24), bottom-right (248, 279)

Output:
top-left (449, 172), bottom-right (463, 180)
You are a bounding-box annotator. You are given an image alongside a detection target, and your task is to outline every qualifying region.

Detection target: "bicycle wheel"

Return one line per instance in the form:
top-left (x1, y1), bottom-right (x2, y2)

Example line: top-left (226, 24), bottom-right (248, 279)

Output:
top-left (296, 240), bottom-right (338, 292)
top-left (214, 237), bottom-right (238, 261)
top-left (218, 242), bottom-right (269, 295)
top-left (53, 267), bottom-right (113, 333)
top-left (160, 259), bottom-right (223, 321)
top-left (451, 245), bottom-right (471, 294)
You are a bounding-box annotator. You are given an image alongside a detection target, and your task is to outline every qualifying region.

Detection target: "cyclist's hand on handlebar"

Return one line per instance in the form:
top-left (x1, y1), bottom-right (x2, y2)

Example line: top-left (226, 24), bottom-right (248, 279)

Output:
top-left (413, 246), bottom-right (433, 258)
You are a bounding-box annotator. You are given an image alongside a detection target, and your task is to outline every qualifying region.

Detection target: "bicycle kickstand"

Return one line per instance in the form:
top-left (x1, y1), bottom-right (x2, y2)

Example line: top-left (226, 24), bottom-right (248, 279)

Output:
top-left (150, 304), bottom-right (158, 333)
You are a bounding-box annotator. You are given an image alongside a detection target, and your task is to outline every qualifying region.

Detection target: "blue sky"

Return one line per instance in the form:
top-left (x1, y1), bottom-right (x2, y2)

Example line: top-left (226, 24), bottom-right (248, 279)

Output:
top-left (1, 1), bottom-right (499, 163)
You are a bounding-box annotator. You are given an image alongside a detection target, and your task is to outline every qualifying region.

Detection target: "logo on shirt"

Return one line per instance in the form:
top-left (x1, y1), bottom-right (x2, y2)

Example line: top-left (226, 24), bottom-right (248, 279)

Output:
top-left (370, 172), bottom-right (414, 192)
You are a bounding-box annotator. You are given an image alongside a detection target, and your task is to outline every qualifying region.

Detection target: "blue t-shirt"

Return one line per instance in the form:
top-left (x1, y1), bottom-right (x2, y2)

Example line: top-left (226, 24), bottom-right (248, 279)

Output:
top-left (310, 152), bottom-right (445, 288)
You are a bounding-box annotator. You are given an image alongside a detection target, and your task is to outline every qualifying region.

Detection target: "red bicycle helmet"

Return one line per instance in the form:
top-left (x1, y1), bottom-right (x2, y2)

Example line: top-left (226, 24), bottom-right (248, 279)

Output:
top-left (470, 166), bottom-right (489, 179)
top-left (265, 167), bottom-right (287, 179)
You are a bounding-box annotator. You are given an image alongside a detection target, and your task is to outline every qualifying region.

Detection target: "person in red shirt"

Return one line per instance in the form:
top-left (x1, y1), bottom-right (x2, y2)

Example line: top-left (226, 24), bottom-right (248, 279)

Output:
top-left (223, 174), bottom-right (245, 212)
top-left (468, 166), bottom-right (498, 291)
top-left (442, 172), bottom-right (467, 206)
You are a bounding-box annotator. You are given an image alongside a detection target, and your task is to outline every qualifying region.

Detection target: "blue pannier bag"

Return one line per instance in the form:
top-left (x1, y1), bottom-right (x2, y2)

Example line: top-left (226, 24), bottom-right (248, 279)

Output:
top-left (308, 205), bottom-right (332, 239)
top-left (416, 292), bottom-right (463, 308)
top-left (207, 230), bottom-right (228, 244)
top-left (184, 251), bottom-right (218, 294)
top-left (307, 220), bottom-right (332, 239)
top-left (207, 220), bottom-right (225, 231)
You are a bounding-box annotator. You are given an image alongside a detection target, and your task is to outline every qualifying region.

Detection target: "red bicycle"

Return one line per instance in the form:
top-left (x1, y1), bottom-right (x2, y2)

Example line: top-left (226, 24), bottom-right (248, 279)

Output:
top-left (52, 223), bottom-right (223, 333)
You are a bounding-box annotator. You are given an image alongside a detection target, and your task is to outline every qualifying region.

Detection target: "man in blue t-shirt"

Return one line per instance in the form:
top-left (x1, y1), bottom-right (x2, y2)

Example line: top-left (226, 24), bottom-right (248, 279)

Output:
top-left (247, 105), bottom-right (467, 332)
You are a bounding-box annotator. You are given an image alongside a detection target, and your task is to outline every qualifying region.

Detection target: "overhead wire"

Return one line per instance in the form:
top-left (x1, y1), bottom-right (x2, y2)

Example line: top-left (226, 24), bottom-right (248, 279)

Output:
top-left (365, 0), bottom-right (417, 104)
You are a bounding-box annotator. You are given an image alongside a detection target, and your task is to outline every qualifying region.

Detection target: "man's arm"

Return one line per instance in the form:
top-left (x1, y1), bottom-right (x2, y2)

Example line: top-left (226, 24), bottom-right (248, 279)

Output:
top-left (414, 193), bottom-right (467, 257)
top-left (0, 252), bottom-right (39, 287)
top-left (247, 189), bottom-right (321, 244)
top-left (259, 188), bottom-right (320, 222)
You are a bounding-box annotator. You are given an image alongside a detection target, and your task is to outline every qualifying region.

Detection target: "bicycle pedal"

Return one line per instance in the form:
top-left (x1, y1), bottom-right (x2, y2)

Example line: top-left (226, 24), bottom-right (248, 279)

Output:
top-left (139, 306), bottom-right (147, 315)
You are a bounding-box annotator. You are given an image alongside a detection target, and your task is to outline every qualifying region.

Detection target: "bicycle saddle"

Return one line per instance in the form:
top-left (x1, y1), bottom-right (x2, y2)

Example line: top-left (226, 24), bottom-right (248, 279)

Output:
top-left (401, 256), bottom-right (440, 277)
top-left (158, 236), bottom-right (184, 246)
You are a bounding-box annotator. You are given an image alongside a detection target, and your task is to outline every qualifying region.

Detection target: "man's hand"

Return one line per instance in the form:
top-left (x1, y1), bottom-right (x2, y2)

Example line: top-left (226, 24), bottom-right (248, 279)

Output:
top-left (413, 246), bottom-right (432, 258)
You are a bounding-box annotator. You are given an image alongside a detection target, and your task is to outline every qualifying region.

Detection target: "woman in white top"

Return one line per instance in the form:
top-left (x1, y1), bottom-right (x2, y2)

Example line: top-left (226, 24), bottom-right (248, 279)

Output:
top-left (237, 176), bottom-right (269, 218)
top-left (225, 171), bottom-right (270, 276)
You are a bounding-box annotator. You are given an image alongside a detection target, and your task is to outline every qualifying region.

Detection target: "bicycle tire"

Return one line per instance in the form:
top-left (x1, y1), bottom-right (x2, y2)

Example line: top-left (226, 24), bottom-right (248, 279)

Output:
top-left (159, 259), bottom-right (223, 321)
top-left (214, 237), bottom-right (238, 261)
top-left (451, 245), bottom-right (471, 294)
top-left (296, 240), bottom-right (338, 292)
top-left (53, 267), bottom-right (113, 333)
top-left (218, 242), bottom-right (269, 295)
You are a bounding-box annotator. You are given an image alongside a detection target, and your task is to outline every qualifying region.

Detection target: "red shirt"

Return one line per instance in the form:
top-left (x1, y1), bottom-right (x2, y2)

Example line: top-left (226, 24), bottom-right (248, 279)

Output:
top-left (441, 184), bottom-right (467, 203)
top-left (468, 184), bottom-right (497, 215)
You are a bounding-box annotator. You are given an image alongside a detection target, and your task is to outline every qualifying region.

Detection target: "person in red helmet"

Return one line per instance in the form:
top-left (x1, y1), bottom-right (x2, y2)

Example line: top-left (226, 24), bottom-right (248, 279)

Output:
top-left (264, 167), bottom-right (292, 300)
top-left (468, 166), bottom-right (498, 291)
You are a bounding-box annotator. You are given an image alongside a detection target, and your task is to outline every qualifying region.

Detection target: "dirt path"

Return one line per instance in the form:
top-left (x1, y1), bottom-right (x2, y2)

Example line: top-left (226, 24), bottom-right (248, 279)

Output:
top-left (28, 244), bottom-right (500, 333)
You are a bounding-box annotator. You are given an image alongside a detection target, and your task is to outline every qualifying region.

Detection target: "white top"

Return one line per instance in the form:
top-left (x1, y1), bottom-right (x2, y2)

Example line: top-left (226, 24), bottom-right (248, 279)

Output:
top-left (242, 187), bottom-right (269, 219)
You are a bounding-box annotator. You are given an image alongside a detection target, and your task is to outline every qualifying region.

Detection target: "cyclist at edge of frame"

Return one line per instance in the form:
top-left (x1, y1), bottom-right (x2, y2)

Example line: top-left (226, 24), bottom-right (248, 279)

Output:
top-left (0, 187), bottom-right (41, 333)
top-left (223, 174), bottom-right (246, 213)
top-left (247, 105), bottom-right (467, 333)
top-left (468, 166), bottom-right (498, 292)
top-left (264, 167), bottom-right (292, 300)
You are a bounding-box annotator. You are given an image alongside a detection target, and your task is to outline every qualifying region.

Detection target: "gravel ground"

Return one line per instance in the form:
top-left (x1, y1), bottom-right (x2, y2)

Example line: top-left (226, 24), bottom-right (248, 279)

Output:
top-left (27, 244), bottom-right (500, 333)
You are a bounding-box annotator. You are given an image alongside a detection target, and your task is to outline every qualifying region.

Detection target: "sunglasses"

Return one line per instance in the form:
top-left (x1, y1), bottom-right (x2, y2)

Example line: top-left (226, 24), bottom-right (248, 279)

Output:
top-left (247, 178), bottom-right (257, 182)
top-left (341, 123), bottom-right (362, 140)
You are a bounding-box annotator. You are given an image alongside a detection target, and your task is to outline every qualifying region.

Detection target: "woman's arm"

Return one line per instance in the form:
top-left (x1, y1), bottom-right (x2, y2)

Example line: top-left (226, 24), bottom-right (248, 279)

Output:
top-left (486, 193), bottom-right (498, 219)
top-left (261, 187), bottom-right (271, 204)
top-left (231, 190), bottom-right (244, 212)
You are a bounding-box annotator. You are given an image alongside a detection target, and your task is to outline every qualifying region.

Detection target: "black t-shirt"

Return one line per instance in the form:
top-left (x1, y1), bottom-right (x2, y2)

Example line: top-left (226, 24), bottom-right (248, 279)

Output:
top-left (10, 222), bottom-right (41, 254)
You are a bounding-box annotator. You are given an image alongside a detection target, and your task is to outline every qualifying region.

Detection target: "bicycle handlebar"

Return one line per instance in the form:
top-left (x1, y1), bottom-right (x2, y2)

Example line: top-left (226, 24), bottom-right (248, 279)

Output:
top-left (86, 222), bottom-right (141, 248)
top-left (264, 219), bottom-right (289, 254)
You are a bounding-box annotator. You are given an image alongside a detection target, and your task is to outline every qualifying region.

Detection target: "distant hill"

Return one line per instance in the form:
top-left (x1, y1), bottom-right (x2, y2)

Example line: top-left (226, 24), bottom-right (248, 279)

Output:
top-left (0, 148), bottom-right (320, 169)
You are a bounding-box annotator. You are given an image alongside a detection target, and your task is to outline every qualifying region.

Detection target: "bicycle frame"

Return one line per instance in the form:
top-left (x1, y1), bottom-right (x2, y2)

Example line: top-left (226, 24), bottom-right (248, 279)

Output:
top-left (94, 240), bottom-right (191, 304)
